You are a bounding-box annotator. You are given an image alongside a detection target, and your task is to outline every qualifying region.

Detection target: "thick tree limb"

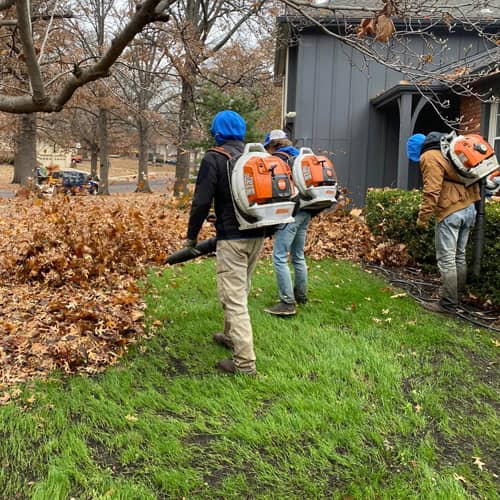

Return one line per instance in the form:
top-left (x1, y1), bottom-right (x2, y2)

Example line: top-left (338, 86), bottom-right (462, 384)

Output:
top-left (0, 0), bottom-right (174, 113)
top-left (16, 0), bottom-right (47, 104)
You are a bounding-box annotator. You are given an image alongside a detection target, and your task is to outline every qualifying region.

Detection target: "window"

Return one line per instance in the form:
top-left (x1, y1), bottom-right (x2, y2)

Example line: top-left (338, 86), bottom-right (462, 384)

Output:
top-left (488, 100), bottom-right (500, 157)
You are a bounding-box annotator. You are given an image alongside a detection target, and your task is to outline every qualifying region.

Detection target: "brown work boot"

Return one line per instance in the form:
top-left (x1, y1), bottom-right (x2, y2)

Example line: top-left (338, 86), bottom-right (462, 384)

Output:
top-left (213, 332), bottom-right (233, 350)
top-left (215, 359), bottom-right (256, 376)
top-left (264, 300), bottom-right (296, 316)
top-left (420, 301), bottom-right (456, 315)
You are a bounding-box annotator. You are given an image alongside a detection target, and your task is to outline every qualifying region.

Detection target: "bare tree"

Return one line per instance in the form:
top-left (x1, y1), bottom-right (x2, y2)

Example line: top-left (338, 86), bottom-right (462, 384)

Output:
top-left (158, 0), bottom-right (270, 195)
top-left (0, 0), bottom-right (172, 186)
top-left (0, 0), bottom-right (173, 113)
top-left (110, 10), bottom-right (177, 192)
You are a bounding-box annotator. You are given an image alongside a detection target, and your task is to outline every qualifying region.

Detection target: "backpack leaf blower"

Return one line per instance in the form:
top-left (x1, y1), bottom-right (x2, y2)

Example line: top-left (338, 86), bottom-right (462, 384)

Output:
top-left (292, 147), bottom-right (338, 209)
top-left (440, 132), bottom-right (499, 186)
top-left (225, 143), bottom-right (297, 230)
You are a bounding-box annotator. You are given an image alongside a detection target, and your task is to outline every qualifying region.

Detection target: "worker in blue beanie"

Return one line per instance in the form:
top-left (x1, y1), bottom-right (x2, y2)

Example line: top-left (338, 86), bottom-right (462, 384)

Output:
top-left (406, 133), bottom-right (426, 162)
top-left (210, 110), bottom-right (246, 145)
top-left (183, 110), bottom-right (265, 376)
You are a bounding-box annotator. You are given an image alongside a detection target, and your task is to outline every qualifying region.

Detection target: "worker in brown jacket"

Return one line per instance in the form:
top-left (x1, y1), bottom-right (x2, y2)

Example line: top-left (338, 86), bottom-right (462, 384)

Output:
top-left (406, 132), bottom-right (480, 314)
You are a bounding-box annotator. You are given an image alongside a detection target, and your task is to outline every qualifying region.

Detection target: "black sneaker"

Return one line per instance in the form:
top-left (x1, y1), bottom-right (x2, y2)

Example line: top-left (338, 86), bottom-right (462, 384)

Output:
top-left (264, 301), bottom-right (296, 316)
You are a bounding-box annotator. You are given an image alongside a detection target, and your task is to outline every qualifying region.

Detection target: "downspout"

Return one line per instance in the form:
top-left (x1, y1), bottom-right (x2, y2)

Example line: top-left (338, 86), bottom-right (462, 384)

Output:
top-left (282, 47), bottom-right (289, 129)
top-left (471, 178), bottom-right (485, 278)
top-left (471, 100), bottom-right (492, 277)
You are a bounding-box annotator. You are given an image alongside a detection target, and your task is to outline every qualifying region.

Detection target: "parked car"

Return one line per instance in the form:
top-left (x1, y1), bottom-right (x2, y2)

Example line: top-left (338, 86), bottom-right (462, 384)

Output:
top-left (71, 155), bottom-right (83, 164)
top-left (50, 169), bottom-right (98, 194)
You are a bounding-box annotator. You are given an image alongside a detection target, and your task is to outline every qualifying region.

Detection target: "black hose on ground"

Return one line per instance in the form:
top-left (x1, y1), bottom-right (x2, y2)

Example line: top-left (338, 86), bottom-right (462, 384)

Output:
top-left (362, 262), bottom-right (500, 333)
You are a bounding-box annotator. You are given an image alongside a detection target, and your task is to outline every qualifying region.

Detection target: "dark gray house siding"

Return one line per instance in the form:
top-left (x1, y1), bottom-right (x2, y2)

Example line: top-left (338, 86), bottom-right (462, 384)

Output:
top-left (280, 26), bottom-right (496, 205)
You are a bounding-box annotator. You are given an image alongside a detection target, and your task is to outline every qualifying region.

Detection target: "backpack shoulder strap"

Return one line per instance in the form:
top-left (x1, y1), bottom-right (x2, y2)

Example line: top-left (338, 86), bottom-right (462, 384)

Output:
top-left (208, 146), bottom-right (232, 160)
top-left (273, 151), bottom-right (291, 161)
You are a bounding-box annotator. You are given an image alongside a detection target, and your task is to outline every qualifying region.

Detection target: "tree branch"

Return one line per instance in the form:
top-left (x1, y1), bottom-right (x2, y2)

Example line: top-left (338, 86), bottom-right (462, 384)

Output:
top-left (0, 0), bottom-right (174, 113)
top-left (211, 0), bottom-right (266, 53)
top-left (16, 0), bottom-right (47, 104)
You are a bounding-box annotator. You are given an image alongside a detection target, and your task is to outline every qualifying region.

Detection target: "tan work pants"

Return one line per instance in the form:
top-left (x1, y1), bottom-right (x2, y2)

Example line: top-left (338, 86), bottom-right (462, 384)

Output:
top-left (216, 238), bottom-right (264, 374)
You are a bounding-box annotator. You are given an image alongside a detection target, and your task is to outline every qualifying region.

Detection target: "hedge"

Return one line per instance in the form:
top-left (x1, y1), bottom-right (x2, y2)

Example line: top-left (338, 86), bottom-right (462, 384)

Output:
top-left (365, 188), bottom-right (500, 303)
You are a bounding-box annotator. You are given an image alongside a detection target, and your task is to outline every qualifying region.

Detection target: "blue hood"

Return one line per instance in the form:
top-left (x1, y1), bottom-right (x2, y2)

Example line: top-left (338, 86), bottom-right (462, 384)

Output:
top-left (406, 133), bottom-right (426, 162)
top-left (277, 145), bottom-right (300, 157)
top-left (210, 110), bottom-right (246, 145)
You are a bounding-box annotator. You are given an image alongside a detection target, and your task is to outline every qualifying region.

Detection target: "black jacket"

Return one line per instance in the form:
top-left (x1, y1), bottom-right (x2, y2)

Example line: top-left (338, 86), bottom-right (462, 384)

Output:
top-left (187, 140), bottom-right (267, 241)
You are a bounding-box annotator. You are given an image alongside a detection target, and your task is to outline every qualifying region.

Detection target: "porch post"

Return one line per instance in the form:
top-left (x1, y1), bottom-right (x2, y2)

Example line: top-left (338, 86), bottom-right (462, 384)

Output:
top-left (397, 93), bottom-right (413, 189)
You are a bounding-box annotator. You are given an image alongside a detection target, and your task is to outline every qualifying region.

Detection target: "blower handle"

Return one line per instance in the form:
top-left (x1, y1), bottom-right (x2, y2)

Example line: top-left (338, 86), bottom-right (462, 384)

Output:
top-left (299, 147), bottom-right (315, 155)
top-left (243, 143), bottom-right (268, 154)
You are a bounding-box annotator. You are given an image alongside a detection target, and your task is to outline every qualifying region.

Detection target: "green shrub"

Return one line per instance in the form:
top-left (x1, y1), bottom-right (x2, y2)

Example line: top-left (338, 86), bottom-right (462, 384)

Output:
top-left (471, 201), bottom-right (500, 303)
top-left (365, 188), bottom-right (435, 267)
top-left (365, 188), bottom-right (500, 303)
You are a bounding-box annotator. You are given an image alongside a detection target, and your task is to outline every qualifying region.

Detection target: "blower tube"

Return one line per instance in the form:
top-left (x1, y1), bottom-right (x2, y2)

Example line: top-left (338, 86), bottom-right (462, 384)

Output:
top-left (166, 237), bottom-right (217, 265)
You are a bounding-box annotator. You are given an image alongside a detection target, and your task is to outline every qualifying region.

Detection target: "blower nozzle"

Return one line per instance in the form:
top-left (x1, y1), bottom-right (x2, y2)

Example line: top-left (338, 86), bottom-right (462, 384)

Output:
top-left (166, 237), bottom-right (217, 265)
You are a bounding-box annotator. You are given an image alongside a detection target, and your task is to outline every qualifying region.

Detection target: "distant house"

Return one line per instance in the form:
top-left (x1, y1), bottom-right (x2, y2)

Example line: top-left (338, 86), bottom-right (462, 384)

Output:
top-left (274, 4), bottom-right (500, 204)
top-left (37, 140), bottom-right (73, 169)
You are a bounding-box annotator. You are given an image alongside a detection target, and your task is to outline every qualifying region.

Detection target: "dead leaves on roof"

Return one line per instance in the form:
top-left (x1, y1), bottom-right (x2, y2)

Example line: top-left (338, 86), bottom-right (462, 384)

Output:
top-left (358, 1), bottom-right (397, 43)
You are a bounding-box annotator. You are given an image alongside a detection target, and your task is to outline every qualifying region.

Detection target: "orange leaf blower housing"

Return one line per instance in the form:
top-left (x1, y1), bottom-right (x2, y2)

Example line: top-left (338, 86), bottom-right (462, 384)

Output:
top-left (298, 155), bottom-right (337, 188)
top-left (292, 148), bottom-right (338, 209)
top-left (451, 134), bottom-right (494, 169)
top-left (243, 156), bottom-right (294, 205)
top-left (440, 132), bottom-right (499, 186)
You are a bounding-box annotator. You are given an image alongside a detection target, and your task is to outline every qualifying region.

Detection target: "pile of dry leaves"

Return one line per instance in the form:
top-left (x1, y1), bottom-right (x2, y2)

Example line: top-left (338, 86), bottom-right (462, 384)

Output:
top-left (0, 194), bottom-right (386, 389)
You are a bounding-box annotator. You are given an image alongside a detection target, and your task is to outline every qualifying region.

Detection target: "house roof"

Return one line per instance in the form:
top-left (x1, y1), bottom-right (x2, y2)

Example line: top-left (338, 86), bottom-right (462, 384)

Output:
top-left (274, 3), bottom-right (500, 81)
top-left (279, 1), bottom-right (500, 21)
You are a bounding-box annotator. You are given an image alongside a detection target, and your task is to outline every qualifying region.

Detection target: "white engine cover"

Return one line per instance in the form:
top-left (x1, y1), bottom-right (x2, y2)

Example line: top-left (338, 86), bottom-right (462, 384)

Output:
top-left (230, 143), bottom-right (295, 230)
top-left (292, 148), bottom-right (338, 209)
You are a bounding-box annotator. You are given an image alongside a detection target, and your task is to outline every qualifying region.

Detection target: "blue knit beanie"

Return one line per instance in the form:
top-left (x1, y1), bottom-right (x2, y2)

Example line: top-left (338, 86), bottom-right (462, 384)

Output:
top-left (406, 134), bottom-right (426, 163)
top-left (210, 110), bottom-right (246, 145)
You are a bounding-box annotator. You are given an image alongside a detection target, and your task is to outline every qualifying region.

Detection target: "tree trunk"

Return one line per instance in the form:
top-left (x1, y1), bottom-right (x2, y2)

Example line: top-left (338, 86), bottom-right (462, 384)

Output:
top-left (98, 108), bottom-right (110, 195)
top-left (174, 64), bottom-right (196, 196)
top-left (13, 113), bottom-right (37, 186)
top-left (90, 143), bottom-right (99, 178)
top-left (136, 121), bottom-right (152, 193)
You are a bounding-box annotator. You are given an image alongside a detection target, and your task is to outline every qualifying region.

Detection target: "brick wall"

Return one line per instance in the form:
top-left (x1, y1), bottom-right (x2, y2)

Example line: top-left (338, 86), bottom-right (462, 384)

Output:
top-left (459, 95), bottom-right (481, 134)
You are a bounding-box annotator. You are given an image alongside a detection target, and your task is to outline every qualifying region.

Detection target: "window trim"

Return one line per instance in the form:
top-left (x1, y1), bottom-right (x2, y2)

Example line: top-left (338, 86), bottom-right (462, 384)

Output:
top-left (488, 100), bottom-right (499, 145)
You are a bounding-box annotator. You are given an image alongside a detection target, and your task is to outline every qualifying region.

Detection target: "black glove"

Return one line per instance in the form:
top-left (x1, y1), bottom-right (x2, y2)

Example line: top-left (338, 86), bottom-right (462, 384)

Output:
top-left (184, 238), bottom-right (197, 248)
top-left (184, 238), bottom-right (201, 257)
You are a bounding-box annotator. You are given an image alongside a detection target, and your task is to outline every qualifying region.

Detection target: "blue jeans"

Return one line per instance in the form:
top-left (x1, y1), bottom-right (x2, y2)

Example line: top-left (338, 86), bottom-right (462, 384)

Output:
top-left (435, 203), bottom-right (476, 309)
top-left (272, 210), bottom-right (312, 304)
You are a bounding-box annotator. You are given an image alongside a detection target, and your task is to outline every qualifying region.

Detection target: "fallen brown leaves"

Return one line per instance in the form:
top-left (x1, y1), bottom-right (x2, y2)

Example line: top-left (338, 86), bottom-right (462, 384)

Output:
top-left (0, 194), bottom-right (214, 388)
top-left (0, 196), bottom-right (384, 389)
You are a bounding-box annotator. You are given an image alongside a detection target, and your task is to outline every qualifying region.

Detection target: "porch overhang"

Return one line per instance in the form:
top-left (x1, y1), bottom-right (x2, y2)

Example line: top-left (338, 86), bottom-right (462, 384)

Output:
top-left (371, 83), bottom-right (449, 110)
top-left (370, 83), bottom-right (456, 190)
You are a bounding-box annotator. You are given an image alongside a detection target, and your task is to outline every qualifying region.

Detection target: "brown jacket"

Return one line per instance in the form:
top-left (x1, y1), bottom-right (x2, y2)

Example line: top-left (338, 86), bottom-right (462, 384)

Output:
top-left (417, 149), bottom-right (480, 226)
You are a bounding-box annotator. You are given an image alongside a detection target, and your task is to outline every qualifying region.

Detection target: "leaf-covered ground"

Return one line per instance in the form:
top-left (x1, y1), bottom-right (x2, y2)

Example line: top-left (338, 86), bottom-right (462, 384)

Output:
top-left (0, 194), bottom-right (378, 389)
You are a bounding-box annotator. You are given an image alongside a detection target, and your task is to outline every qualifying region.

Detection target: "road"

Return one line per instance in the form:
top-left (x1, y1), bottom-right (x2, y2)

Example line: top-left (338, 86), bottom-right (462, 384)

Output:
top-left (0, 178), bottom-right (169, 199)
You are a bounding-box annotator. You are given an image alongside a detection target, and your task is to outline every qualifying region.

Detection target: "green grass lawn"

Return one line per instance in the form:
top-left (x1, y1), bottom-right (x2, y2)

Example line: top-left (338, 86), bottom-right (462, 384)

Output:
top-left (0, 258), bottom-right (498, 499)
